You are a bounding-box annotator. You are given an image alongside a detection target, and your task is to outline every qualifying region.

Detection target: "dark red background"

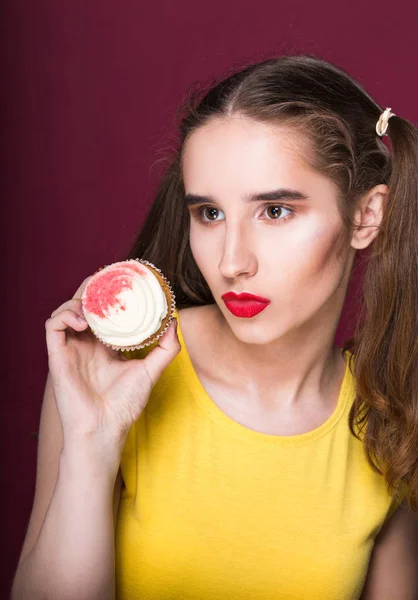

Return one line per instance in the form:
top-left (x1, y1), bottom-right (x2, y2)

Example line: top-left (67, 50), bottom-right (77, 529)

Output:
top-left (3, 0), bottom-right (417, 595)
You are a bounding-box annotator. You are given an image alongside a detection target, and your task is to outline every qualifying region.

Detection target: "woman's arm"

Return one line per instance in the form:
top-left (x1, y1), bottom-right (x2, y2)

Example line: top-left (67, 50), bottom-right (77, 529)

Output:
top-left (12, 274), bottom-right (179, 599)
top-left (360, 501), bottom-right (418, 600)
top-left (11, 373), bottom-right (123, 600)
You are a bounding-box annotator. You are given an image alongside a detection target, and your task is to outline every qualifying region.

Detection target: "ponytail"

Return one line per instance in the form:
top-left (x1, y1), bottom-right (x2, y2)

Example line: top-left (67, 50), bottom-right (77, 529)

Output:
top-left (345, 115), bottom-right (418, 510)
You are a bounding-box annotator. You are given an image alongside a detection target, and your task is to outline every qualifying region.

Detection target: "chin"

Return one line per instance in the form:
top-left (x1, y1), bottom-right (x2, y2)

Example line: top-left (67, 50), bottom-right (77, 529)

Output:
top-left (225, 316), bottom-right (284, 345)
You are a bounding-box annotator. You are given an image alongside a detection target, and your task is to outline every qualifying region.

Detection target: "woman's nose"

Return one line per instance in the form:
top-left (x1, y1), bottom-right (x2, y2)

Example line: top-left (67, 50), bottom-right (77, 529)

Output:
top-left (217, 225), bottom-right (257, 280)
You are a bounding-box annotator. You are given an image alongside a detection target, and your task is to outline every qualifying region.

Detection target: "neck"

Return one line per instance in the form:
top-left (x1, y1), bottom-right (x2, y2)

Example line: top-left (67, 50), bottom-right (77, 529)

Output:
top-left (209, 295), bottom-right (347, 411)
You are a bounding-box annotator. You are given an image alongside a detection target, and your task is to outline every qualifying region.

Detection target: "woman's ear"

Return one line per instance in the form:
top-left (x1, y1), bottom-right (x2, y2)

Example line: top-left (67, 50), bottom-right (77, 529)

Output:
top-left (350, 184), bottom-right (390, 250)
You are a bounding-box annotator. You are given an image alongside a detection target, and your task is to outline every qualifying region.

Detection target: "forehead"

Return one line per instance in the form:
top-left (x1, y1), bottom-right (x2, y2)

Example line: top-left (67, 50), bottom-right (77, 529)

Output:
top-left (181, 116), bottom-right (314, 190)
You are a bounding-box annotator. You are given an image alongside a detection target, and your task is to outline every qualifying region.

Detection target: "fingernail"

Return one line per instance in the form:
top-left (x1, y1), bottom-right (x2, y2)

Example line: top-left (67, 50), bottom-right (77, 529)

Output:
top-left (77, 316), bottom-right (87, 323)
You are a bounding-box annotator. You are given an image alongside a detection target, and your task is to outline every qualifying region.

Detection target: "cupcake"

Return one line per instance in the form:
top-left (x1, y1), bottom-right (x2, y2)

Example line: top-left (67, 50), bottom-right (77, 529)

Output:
top-left (81, 258), bottom-right (176, 351)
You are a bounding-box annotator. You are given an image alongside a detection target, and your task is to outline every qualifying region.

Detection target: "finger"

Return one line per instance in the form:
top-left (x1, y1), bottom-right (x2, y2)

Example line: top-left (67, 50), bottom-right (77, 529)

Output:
top-left (142, 319), bottom-right (181, 385)
top-left (50, 298), bottom-right (84, 319)
top-left (45, 309), bottom-right (89, 356)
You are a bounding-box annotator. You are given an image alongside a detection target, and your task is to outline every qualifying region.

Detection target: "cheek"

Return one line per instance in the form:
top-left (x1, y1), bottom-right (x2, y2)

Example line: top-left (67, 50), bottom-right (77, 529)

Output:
top-left (189, 226), bottom-right (215, 273)
top-left (254, 209), bottom-right (340, 278)
top-left (271, 224), bottom-right (346, 307)
top-left (299, 226), bottom-right (341, 273)
top-left (189, 225), bottom-right (213, 278)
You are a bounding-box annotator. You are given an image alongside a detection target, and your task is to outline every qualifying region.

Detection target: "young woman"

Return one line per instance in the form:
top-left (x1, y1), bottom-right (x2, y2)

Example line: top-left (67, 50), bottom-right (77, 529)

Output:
top-left (12, 54), bottom-right (418, 599)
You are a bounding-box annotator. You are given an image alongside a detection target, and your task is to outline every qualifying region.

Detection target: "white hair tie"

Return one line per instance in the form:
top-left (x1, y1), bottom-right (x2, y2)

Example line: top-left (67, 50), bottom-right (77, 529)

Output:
top-left (376, 107), bottom-right (395, 137)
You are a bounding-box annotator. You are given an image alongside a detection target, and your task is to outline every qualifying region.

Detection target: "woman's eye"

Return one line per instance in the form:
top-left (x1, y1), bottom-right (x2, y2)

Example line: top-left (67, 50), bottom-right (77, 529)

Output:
top-left (260, 205), bottom-right (294, 221)
top-left (201, 207), bottom-right (224, 221)
top-left (265, 205), bottom-right (286, 219)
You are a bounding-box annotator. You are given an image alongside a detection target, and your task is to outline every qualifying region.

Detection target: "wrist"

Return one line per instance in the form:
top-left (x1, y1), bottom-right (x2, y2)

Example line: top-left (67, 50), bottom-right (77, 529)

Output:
top-left (60, 432), bottom-right (123, 482)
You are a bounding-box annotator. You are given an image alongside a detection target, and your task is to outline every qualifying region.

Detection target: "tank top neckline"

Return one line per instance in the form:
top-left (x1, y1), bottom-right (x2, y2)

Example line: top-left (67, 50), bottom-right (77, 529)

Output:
top-left (174, 308), bottom-right (354, 447)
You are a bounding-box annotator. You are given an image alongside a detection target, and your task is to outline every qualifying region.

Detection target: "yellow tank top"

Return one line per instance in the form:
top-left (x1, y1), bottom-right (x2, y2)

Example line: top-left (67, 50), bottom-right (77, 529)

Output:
top-left (115, 309), bottom-right (399, 600)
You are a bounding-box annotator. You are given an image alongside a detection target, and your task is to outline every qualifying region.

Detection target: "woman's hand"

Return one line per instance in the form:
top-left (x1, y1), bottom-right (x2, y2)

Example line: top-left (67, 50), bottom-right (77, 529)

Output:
top-left (45, 276), bottom-right (181, 444)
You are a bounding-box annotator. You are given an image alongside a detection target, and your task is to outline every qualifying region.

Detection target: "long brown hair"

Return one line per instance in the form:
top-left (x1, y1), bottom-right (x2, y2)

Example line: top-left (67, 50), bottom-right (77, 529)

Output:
top-left (126, 54), bottom-right (418, 511)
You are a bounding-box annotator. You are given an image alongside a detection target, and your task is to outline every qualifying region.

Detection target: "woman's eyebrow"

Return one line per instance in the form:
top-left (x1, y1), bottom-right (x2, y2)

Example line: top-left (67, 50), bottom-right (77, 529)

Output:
top-left (184, 188), bottom-right (309, 206)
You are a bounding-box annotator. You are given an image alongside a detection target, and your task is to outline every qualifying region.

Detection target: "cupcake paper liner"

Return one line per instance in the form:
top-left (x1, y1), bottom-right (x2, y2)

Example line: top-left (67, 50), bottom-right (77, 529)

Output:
top-left (82, 258), bottom-right (176, 352)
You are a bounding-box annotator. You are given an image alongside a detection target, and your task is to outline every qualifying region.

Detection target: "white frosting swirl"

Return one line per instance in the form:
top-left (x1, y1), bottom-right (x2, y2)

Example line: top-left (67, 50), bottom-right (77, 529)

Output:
top-left (82, 260), bottom-right (168, 347)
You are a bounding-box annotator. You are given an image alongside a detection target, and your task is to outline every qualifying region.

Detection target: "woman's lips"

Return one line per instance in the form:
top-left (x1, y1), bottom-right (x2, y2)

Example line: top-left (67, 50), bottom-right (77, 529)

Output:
top-left (221, 292), bottom-right (271, 318)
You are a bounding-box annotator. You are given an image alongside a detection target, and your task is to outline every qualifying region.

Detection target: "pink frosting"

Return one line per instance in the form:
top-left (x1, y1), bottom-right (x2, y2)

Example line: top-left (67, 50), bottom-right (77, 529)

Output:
top-left (83, 262), bottom-right (149, 318)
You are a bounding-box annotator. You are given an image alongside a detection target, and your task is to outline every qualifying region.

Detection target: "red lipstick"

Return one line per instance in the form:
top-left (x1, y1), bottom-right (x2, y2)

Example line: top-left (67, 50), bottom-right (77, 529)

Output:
top-left (221, 291), bottom-right (271, 318)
